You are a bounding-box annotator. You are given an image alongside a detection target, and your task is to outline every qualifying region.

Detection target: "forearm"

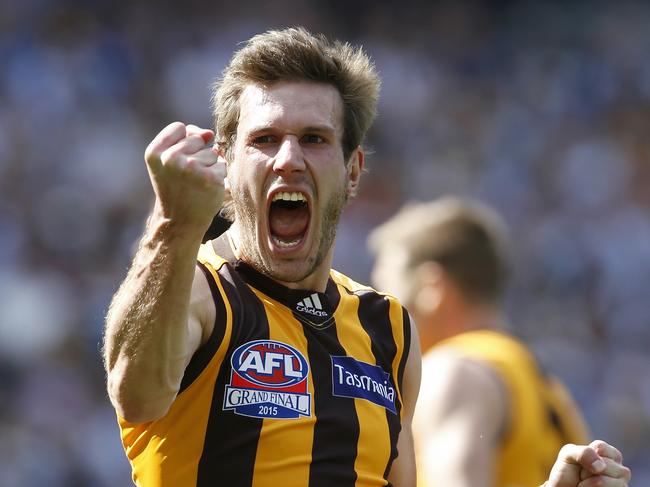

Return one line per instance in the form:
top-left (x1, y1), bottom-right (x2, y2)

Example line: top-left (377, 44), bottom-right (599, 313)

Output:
top-left (104, 209), bottom-right (205, 421)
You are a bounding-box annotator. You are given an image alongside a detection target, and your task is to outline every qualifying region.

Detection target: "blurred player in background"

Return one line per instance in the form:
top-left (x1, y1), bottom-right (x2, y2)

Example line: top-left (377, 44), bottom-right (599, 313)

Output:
top-left (370, 197), bottom-right (630, 487)
top-left (103, 26), bottom-right (630, 486)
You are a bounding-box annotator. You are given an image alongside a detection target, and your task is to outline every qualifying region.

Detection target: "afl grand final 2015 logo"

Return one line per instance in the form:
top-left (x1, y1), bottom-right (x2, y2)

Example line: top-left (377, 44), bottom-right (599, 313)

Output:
top-left (223, 340), bottom-right (312, 419)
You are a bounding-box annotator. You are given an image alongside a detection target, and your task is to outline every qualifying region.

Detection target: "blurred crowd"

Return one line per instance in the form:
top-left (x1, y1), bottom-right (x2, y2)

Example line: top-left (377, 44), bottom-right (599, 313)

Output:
top-left (1, 0), bottom-right (648, 485)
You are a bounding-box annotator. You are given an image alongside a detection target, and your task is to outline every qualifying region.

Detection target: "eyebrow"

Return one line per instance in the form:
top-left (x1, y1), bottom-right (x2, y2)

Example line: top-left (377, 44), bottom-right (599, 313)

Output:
top-left (245, 124), bottom-right (338, 135)
top-left (302, 125), bottom-right (337, 134)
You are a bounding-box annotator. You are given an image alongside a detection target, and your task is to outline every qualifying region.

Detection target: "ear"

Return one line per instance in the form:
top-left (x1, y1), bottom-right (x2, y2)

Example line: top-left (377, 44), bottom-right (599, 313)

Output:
top-left (412, 262), bottom-right (445, 316)
top-left (214, 146), bottom-right (233, 217)
top-left (346, 147), bottom-right (364, 198)
top-left (213, 145), bottom-right (231, 192)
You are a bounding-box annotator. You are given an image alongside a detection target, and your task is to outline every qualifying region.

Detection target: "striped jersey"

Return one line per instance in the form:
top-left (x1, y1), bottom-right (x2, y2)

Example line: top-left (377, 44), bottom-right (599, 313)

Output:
top-left (118, 239), bottom-right (412, 487)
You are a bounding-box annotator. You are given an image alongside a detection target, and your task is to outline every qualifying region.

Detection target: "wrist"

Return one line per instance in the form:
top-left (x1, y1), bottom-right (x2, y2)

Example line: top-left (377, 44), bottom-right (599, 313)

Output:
top-left (143, 206), bottom-right (208, 253)
top-left (148, 200), bottom-right (213, 242)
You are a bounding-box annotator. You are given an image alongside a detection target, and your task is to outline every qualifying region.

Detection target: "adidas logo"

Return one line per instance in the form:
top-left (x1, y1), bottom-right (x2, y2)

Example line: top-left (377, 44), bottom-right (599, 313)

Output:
top-left (295, 293), bottom-right (329, 317)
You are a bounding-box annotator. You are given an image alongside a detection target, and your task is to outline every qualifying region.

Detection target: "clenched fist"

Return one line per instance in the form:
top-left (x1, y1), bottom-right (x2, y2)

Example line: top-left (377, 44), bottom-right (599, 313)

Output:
top-left (144, 122), bottom-right (227, 234)
top-left (545, 440), bottom-right (631, 487)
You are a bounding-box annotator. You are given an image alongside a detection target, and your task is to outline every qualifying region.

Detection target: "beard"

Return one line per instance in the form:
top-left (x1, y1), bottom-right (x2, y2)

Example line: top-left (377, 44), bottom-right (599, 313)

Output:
top-left (232, 183), bottom-right (347, 284)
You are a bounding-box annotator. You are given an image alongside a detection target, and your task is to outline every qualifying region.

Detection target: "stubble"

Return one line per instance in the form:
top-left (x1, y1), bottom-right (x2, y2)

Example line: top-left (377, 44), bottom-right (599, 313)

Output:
top-left (233, 184), bottom-right (347, 284)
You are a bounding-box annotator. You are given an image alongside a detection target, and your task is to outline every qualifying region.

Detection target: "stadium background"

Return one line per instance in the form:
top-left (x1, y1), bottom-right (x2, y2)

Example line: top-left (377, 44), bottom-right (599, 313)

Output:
top-left (1, 0), bottom-right (649, 484)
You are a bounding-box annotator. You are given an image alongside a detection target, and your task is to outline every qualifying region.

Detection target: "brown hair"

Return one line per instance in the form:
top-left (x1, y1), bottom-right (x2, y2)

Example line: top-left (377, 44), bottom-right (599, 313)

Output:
top-left (369, 198), bottom-right (511, 304)
top-left (211, 27), bottom-right (380, 162)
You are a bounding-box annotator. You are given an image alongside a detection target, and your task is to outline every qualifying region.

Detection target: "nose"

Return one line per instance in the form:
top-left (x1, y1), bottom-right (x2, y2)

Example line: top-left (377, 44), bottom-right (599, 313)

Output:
top-left (272, 136), bottom-right (306, 175)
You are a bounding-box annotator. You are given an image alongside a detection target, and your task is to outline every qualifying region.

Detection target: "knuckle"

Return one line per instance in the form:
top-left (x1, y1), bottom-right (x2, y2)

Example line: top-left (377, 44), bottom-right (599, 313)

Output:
top-left (160, 123), bottom-right (186, 144)
top-left (159, 149), bottom-right (178, 167)
top-left (559, 443), bottom-right (576, 457)
top-left (623, 466), bottom-right (632, 480)
top-left (144, 146), bottom-right (159, 164)
top-left (169, 121), bottom-right (187, 137)
top-left (183, 157), bottom-right (201, 172)
top-left (161, 154), bottom-right (189, 174)
top-left (186, 133), bottom-right (204, 144)
top-left (168, 121), bottom-right (185, 131)
top-left (590, 439), bottom-right (607, 451)
top-left (146, 122), bottom-right (187, 165)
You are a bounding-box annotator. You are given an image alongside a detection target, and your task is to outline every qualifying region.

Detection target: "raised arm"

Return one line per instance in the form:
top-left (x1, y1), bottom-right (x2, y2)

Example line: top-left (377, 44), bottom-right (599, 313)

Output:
top-left (388, 316), bottom-right (422, 487)
top-left (103, 122), bottom-right (226, 423)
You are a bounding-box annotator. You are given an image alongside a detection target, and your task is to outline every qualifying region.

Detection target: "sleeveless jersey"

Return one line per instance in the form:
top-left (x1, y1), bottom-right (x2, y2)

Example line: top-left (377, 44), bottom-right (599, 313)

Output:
top-left (118, 240), bottom-right (412, 487)
top-left (431, 330), bottom-right (589, 487)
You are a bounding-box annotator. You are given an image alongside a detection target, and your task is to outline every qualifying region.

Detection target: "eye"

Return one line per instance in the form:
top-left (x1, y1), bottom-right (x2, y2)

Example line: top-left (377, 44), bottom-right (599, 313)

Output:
top-left (301, 134), bottom-right (325, 144)
top-left (251, 135), bottom-right (276, 146)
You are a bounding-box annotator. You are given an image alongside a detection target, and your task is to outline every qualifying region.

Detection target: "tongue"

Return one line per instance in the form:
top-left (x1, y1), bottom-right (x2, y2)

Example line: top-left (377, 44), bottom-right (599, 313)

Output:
top-left (269, 205), bottom-right (309, 239)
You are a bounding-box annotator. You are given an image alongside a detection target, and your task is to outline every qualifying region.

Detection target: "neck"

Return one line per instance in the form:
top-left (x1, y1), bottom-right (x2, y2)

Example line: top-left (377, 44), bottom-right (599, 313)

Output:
top-left (274, 246), bottom-right (334, 292)
top-left (227, 227), bottom-right (333, 293)
top-left (420, 302), bottom-right (504, 353)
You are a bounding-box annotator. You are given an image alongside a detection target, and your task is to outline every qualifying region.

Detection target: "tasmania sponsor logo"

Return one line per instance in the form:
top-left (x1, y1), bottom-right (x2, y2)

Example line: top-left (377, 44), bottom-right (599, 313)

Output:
top-left (224, 340), bottom-right (311, 419)
top-left (331, 356), bottom-right (397, 414)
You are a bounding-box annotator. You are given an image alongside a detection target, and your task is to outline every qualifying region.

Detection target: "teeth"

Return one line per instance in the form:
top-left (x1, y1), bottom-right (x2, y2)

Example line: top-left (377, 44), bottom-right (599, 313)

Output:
top-left (272, 192), bottom-right (306, 202)
top-left (272, 236), bottom-right (302, 248)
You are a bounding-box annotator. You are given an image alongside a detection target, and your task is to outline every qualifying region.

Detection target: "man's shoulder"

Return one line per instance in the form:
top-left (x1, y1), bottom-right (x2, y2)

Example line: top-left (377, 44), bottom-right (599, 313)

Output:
top-left (433, 330), bottom-right (540, 388)
top-left (329, 268), bottom-right (404, 306)
top-left (440, 329), bottom-right (531, 356)
top-left (198, 239), bottom-right (231, 271)
top-left (418, 347), bottom-right (507, 425)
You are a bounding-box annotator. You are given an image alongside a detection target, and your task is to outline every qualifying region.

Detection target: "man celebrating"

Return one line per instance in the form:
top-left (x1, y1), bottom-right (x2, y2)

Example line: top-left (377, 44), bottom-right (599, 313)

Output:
top-left (103, 28), bottom-right (630, 486)
top-left (104, 27), bottom-right (418, 486)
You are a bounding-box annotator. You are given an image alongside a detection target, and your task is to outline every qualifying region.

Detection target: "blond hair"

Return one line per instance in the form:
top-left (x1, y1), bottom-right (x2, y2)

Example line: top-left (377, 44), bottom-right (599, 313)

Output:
top-left (369, 197), bottom-right (511, 304)
top-left (211, 27), bottom-right (380, 162)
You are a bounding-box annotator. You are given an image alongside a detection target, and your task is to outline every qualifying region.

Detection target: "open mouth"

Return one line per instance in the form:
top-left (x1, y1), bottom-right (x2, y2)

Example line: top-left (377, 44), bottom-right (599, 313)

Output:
top-left (268, 191), bottom-right (310, 249)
